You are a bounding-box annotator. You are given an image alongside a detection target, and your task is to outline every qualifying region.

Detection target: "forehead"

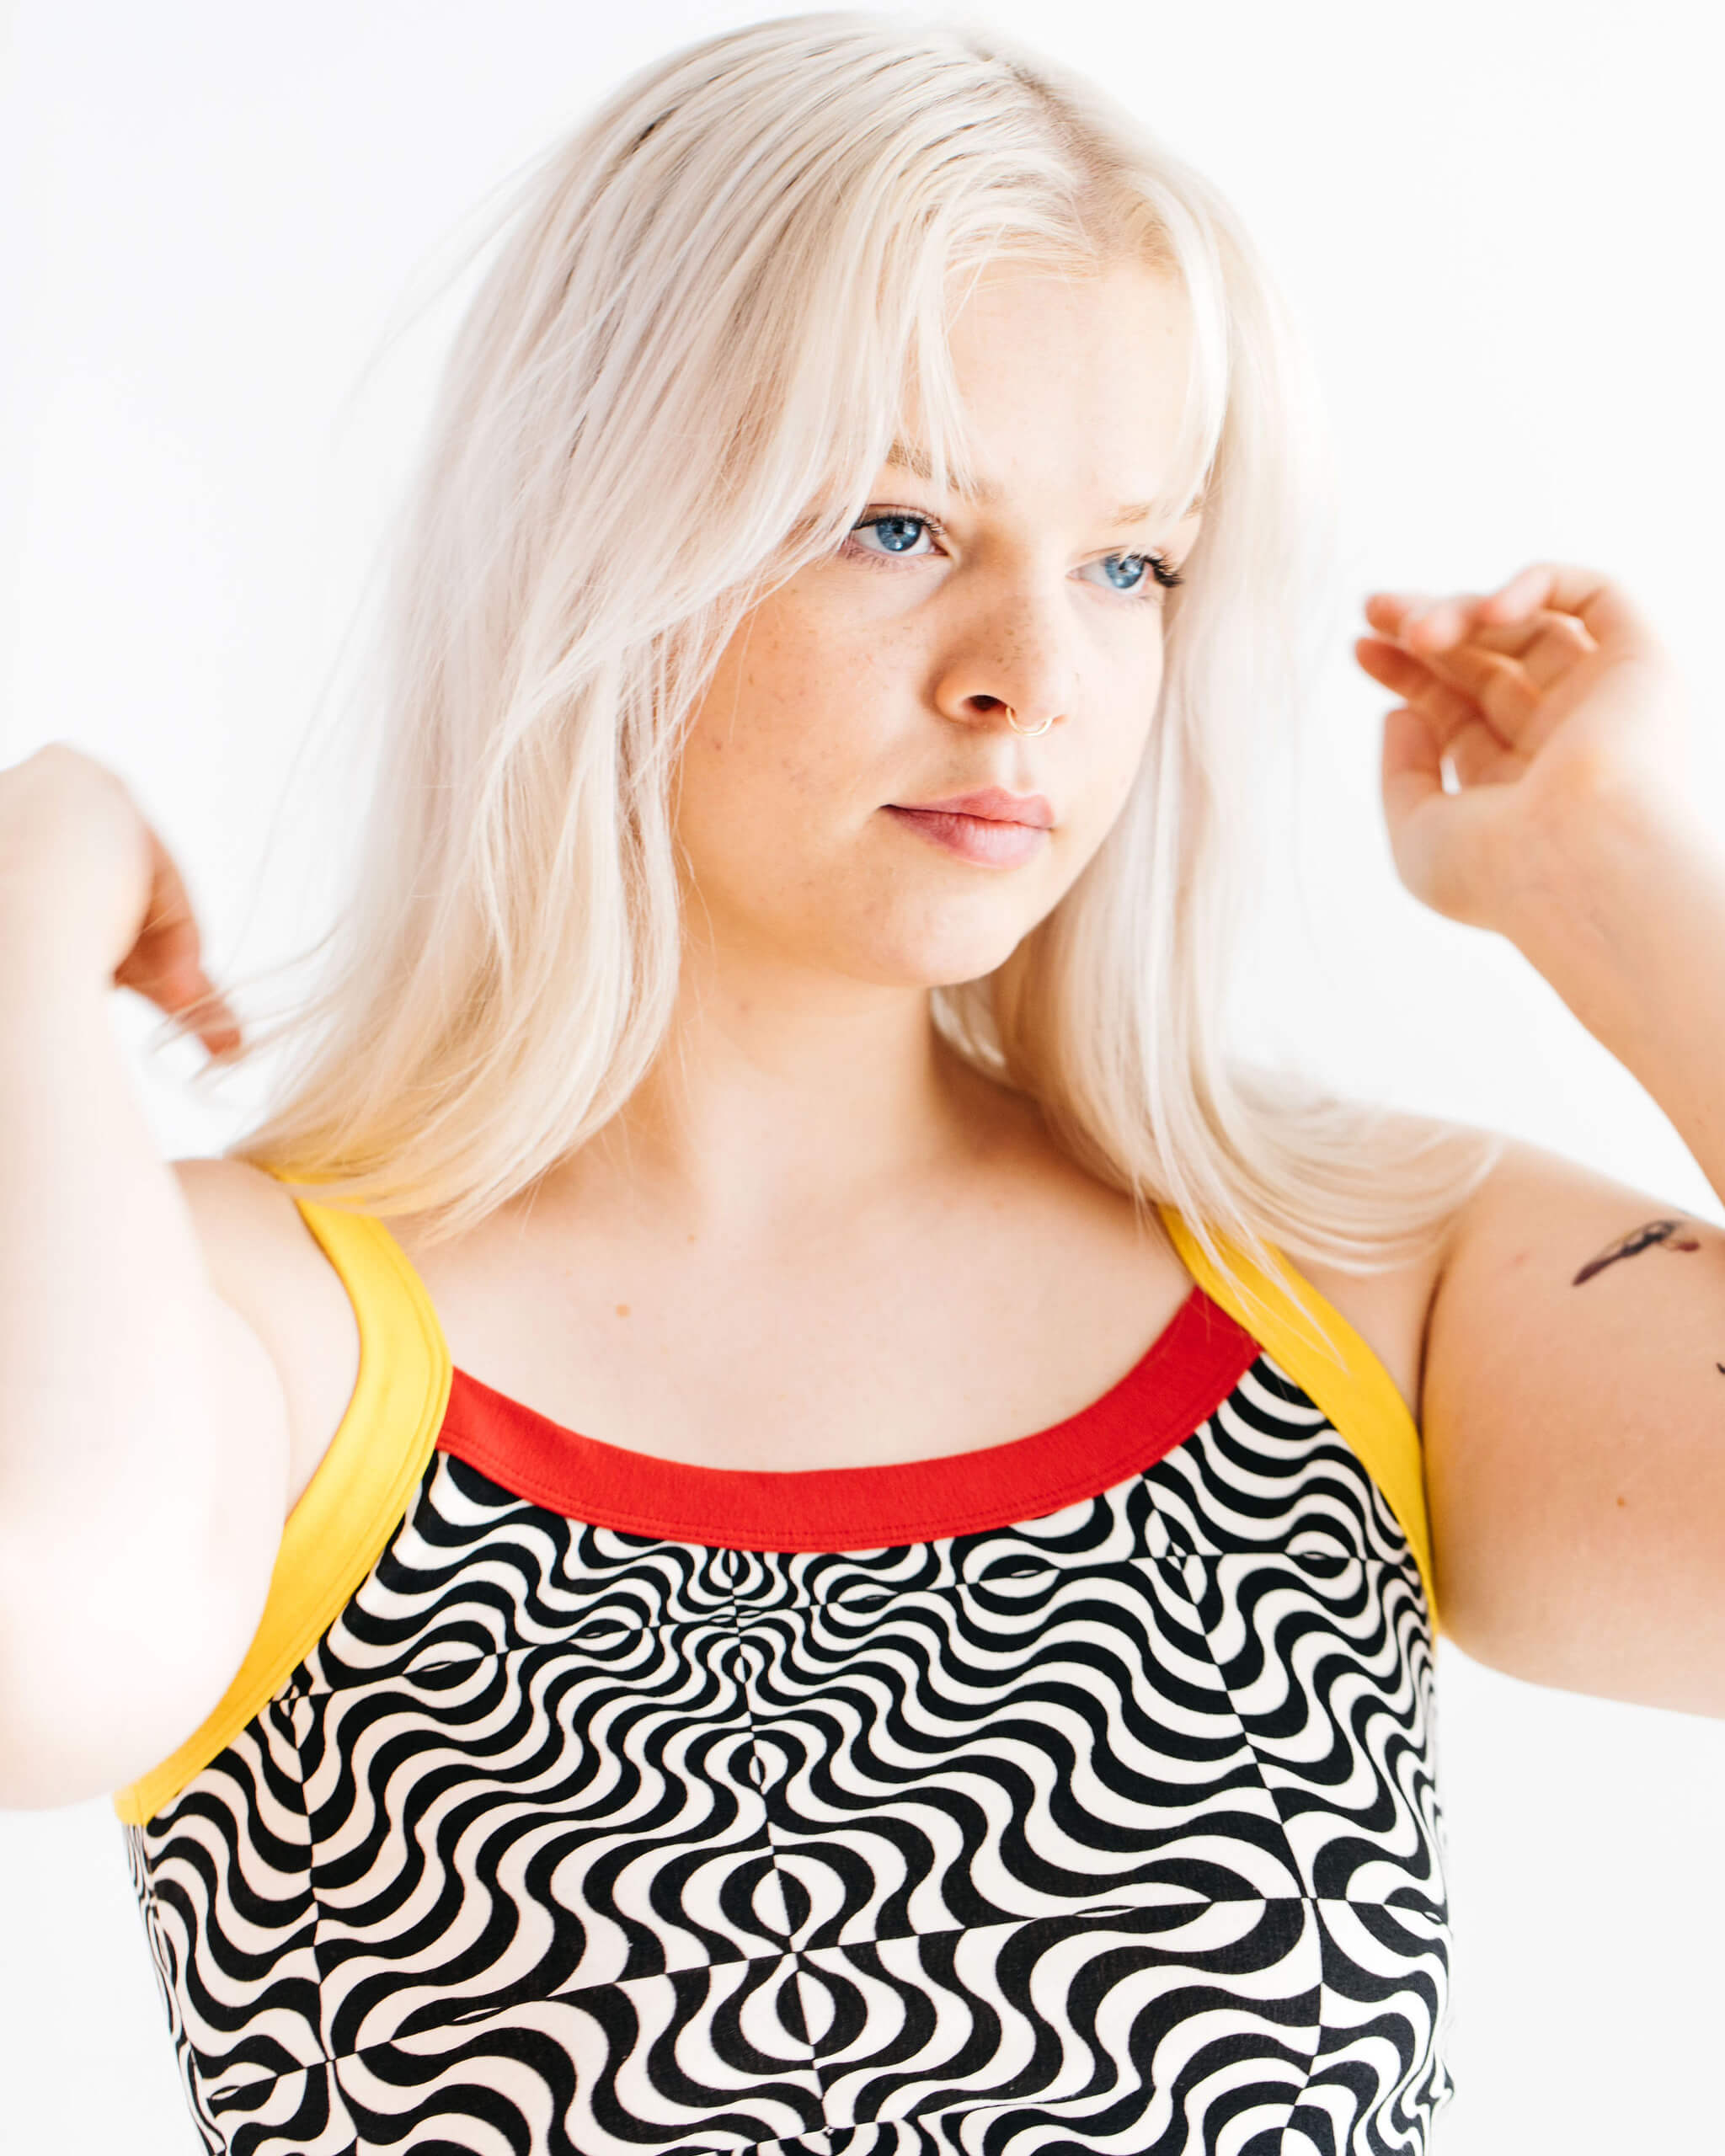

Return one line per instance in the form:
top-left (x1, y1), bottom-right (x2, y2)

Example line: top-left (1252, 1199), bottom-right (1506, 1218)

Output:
top-left (905, 263), bottom-right (1205, 526)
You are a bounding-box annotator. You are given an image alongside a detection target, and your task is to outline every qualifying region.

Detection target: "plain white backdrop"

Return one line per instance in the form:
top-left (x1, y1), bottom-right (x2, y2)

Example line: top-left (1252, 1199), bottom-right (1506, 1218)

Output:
top-left (5, 2), bottom-right (1725, 2148)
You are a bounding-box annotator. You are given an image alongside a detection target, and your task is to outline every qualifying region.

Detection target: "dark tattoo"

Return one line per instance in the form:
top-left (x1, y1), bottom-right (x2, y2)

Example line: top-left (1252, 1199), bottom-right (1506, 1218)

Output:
top-left (1572, 1217), bottom-right (1701, 1286)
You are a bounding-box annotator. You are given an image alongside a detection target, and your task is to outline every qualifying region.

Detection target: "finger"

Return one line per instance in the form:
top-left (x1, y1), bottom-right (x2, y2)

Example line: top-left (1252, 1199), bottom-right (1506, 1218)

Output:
top-left (1381, 701), bottom-right (1444, 828)
top-left (1445, 711), bottom-right (1525, 789)
top-left (112, 825), bottom-right (241, 1049)
top-left (1381, 705), bottom-right (1498, 925)
top-left (1363, 591), bottom-right (1431, 638)
top-left (1381, 703), bottom-right (1460, 914)
top-left (112, 828), bottom-right (202, 998)
top-left (122, 953), bottom-right (242, 1053)
top-left (1366, 589), bottom-right (1601, 671)
top-left (1475, 561), bottom-right (1657, 655)
top-left (1408, 637), bottom-right (1541, 739)
top-left (1364, 590), bottom-right (1487, 651)
top-left (180, 985), bottom-right (244, 1057)
top-left (1355, 635), bottom-right (1468, 712)
top-left (1429, 618), bottom-right (1605, 743)
top-left (1491, 610), bottom-right (1598, 689)
top-left (1371, 666), bottom-right (1523, 791)
top-left (1365, 591), bottom-right (1546, 722)
top-left (1355, 636), bottom-right (1522, 750)
top-left (1460, 608), bottom-right (1596, 662)
top-left (1377, 591), bottom-right (1500, 656)
top-left (1356, 627), bottom-right (1563, 750)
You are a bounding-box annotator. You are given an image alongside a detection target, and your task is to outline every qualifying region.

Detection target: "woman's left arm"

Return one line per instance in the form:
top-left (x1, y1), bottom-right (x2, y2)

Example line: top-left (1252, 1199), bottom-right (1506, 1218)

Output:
top-left (1357, 563), bottom-right (1725, 1713)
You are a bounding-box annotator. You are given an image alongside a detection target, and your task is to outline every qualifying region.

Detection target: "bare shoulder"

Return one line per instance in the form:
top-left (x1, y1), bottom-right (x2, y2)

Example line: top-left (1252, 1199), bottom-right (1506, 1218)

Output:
top-left (1268, 1109), bottom-right (1660, 1433)
top-left (171, 1156), bottom-right (362, 1516)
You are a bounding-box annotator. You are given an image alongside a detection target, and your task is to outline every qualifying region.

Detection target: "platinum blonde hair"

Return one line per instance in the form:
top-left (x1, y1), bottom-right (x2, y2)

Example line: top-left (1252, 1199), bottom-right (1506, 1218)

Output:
top-left (218, 8), bottom-right (1502, 1337)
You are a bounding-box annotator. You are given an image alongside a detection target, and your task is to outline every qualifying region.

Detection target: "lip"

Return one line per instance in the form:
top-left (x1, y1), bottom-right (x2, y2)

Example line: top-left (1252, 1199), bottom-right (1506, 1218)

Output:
top-left (882, 787), bottom-right (1055, 870)
top-left (889, 787), bottom-right (1055, 828)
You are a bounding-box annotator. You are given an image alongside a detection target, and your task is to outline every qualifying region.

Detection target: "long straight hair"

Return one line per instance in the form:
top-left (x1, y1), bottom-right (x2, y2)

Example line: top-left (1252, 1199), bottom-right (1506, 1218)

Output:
top-left (214, 9), bottom-right (1502, 1346)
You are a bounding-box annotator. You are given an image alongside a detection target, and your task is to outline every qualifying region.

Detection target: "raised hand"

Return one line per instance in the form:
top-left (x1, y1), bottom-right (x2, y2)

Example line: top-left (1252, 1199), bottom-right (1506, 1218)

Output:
top-left (1355, 563), bottom-right (1699, 936)
top-left (0, 742), bottom-right (241, 1059)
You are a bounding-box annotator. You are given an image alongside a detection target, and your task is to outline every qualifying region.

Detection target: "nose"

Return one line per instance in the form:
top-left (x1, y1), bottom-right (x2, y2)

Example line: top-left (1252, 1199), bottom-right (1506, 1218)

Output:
top-left (932, 585), bottom-right (1076, 737)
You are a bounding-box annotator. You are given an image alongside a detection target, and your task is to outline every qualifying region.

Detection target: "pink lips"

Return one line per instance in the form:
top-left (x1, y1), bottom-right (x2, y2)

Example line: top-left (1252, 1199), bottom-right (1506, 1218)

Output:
top-left (883, 787), bottom-right (1055, 869)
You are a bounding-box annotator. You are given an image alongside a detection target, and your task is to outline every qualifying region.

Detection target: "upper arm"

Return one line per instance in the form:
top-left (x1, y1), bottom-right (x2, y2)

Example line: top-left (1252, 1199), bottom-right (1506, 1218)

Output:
top-left (2, 1162), bottom-right (302, 1807)
top-left (51, 1158), bottom-right (357, 1806)
top-left (7, 1164), bottom-right (362, 1802)
top-left (1422, 1134), bottom-right (1725, 1714)
top-left (170, 1156), bottom-right (361, 1518)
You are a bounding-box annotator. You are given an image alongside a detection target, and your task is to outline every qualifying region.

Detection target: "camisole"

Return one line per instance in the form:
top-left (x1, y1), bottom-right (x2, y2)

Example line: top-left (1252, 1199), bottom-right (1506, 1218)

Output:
top-left (115, 1194), bottom-right (1448, 2156)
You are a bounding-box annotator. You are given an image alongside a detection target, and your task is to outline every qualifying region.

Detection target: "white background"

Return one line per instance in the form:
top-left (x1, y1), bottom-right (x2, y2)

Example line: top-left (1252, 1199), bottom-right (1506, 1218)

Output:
top-left (4, 2), bottom-right (1725, 2148)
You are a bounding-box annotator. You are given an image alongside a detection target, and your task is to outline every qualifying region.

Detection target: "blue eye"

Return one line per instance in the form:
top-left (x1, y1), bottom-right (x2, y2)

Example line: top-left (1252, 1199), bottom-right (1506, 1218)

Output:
top-left (1084, 552), bottom-right (1183, 597)
top-left (849, 513), bottom-right (937, 558)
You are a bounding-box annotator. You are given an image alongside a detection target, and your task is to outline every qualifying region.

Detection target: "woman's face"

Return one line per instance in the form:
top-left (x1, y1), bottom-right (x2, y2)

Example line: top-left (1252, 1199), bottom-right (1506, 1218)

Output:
top-left (674, 259), bottom-right (1204, 990)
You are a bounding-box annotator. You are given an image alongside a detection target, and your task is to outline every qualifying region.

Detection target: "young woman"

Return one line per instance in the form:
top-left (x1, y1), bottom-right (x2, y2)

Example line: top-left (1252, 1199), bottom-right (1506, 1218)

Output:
top-left (3, 12), bottom-right (1722, 2153)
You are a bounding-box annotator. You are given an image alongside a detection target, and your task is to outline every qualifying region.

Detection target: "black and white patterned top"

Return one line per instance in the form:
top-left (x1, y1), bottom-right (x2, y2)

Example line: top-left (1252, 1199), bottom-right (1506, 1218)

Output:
top-left (116, 1197), bottom-right (1445, 2156)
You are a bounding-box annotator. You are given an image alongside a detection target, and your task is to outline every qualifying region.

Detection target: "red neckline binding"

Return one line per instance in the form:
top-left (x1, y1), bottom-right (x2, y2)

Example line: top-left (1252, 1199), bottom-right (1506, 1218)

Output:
top-left (434, 1283), bottom-right (1260, 1550)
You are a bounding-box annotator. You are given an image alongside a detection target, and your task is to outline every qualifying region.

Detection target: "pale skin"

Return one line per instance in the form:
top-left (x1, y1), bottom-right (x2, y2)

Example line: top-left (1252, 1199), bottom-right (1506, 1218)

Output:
top-left (88, 261), bottom-right (1725, 1797)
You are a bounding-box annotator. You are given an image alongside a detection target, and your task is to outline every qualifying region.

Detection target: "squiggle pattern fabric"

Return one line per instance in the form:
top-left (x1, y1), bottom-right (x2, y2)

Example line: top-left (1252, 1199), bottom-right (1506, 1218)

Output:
top-left (125, 1355), bottom-right (1446, 2154)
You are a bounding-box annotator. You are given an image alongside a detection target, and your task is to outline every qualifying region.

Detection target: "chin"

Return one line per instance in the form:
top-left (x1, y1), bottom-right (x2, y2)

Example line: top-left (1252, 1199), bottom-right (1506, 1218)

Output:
top-left (847, 923), bottom-right (1031, 992)
top-left (849, 881), bottom-right (1056, 987)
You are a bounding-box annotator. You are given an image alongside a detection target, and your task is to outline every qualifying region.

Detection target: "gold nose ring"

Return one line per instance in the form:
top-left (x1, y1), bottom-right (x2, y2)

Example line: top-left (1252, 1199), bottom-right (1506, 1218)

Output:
top-left (1005, 706), bottom-right (1055, 738)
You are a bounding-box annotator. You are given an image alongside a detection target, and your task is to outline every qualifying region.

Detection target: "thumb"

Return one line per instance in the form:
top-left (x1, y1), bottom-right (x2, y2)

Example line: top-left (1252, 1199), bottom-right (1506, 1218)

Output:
top-left (1380, 702), bottom-right (1496, 926)
top-left (1381, 702), bottom-right (1445, 833)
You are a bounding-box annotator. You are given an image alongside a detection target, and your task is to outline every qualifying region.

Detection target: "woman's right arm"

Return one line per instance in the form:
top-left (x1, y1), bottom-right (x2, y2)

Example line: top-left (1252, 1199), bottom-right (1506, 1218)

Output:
top-left (0, 744), bottom-right (292, 1808)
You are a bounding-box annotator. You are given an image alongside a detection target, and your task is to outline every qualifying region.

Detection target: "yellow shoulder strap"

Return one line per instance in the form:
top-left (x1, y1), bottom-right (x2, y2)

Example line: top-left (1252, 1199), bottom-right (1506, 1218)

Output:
top-left (1155, 1204), bottom-right (1438, 1627)
top-left (113, 1195), bottom-right (451, 1826)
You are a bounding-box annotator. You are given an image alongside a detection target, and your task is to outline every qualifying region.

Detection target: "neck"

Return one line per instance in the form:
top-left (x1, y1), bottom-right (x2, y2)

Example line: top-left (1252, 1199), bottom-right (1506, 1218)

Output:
top-left (551, 937), bottom-right (1021, 1238)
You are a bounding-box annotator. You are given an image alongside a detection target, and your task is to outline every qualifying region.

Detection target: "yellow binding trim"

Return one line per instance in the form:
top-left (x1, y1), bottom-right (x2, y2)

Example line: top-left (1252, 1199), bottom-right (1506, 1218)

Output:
top-left (113, 1191), bottom-right (451, 1826)
top-left (1155, 1205), bottom-right (1439, 1629)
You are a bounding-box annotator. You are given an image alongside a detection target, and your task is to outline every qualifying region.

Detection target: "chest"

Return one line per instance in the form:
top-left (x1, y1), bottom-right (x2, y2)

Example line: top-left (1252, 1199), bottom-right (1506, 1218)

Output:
top-left (283, 1177), bottom-right (1439, 1513)
top-left (136, 1368), bottom-right (1452, 2152)
top-left (387, 1221), bottom-right (1423, 1479)
top-left (410, 1244), bottom-right (1188, 1475)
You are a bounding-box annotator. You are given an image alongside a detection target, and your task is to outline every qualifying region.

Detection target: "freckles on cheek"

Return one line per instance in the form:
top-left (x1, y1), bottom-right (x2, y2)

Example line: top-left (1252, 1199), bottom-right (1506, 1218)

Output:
top-left (691, 584), bottom-right (905, 829)
top-left (750, 645), bottom-right (866, 804)
top-left (686, 654), bottom-right (822, 817)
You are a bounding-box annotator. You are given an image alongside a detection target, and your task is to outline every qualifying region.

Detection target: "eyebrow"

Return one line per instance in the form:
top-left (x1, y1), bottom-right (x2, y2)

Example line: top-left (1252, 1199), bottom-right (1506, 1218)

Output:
top-left (883, 439), bottom-right (1193, 529)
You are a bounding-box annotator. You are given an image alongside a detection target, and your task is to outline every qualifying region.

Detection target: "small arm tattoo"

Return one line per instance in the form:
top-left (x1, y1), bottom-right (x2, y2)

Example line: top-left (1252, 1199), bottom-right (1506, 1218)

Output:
top-left (1572, 1217), bottom-right (1702, 1285)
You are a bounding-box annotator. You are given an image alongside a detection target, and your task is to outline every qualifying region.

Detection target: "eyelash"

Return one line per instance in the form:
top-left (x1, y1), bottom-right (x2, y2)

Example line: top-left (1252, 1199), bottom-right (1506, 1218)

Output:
top-left (841, 507), bottom-right (1185, 595)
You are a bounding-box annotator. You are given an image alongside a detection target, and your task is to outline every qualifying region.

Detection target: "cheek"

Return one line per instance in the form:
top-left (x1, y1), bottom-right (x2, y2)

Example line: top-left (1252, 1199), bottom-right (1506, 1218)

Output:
top-left (675, 612), bottom-right (875, 879)
top-left (1063, 652), bottom-right (1165, 844)
top-left (684, 623), bottom-right (805, 806)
